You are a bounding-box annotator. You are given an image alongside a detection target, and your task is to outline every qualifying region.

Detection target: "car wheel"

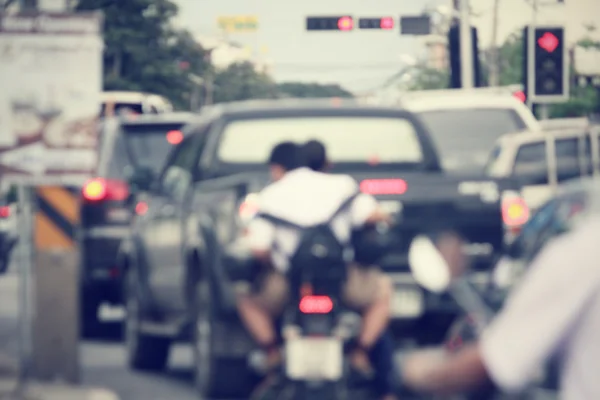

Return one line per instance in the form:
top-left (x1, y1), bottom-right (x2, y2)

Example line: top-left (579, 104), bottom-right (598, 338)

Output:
top-left (193, 279), bottom-right (253, 398)
top-left (124, 268), bottom-right (170, 371)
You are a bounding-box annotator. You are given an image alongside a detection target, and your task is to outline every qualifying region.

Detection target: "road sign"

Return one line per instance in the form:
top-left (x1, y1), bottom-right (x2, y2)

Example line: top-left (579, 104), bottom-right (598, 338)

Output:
top-left (0, 12), bottom-right (102, 185)
top-left (217, 15), bottom-right (258, 32)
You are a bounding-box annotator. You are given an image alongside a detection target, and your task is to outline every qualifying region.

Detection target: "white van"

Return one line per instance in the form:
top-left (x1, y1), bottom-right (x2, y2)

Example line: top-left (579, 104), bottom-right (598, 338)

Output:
top-left (486, 124), bottom-right (600, 210)
top-left (101, 91), bottom-right (173, 117)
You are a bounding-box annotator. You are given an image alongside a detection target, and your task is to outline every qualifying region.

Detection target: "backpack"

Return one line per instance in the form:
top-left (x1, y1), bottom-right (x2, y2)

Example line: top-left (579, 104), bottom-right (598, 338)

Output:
top-left (256, 192), bottom-right (360, 291)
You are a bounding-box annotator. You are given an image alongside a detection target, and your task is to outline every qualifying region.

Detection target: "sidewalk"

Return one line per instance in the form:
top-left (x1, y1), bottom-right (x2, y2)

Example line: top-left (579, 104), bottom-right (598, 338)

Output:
top-left (0, 378), bottom-right (120, 400)
top-left (0, 357), bottom-right (118, 400)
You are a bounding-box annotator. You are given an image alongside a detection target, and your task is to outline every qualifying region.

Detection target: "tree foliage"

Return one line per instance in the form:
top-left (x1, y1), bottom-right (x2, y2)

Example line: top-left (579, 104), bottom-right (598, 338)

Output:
top-left (76, 0), bottom-right (210, 110)
top-left (277, 82), bottom-right (353, 98)
top-left (212, 62), bottom-right (279, 103)
top-left (74, 0), bottom-right (354, 107)
top-left (403, 66), bottom-right (449, 91)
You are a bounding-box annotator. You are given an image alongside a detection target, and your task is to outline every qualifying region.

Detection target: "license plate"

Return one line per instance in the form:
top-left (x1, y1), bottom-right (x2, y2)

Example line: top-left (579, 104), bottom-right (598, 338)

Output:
top-left (106, 208), bottom-right (131, 222)
top-left (391, 288), bottom-right (424, 318)
top-left (285, 337), bottom-right (343, 380)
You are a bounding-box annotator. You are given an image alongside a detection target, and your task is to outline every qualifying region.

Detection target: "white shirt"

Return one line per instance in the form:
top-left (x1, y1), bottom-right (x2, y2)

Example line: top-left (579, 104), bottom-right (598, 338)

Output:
top-left (480, 216), bottom-right (600, 399)
top-left (247, 167), bottom-right (378, 272)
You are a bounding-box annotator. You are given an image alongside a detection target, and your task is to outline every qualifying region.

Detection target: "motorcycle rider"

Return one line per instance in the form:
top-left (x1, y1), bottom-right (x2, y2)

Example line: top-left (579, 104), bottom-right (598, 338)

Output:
top-left (238, 141), bottom-right (396, 399)
top-left (301, 139), bottom-right (399, 398)
top-left (401, 214), bottom-right (600, 399)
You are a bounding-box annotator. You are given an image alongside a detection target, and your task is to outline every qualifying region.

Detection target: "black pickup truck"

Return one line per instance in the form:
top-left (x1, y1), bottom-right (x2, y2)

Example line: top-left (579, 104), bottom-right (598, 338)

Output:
top-left (118, 99), bottom-right (524, 398)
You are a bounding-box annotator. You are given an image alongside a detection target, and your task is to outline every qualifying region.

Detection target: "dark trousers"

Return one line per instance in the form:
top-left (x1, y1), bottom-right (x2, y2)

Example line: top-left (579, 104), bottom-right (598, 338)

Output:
top-left (369, 330), bottom-right (398, 396)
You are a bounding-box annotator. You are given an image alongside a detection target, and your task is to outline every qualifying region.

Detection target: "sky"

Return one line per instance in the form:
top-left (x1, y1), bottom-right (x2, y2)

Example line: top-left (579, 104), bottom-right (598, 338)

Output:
top-left (172, 0), bottom-right (599, 93)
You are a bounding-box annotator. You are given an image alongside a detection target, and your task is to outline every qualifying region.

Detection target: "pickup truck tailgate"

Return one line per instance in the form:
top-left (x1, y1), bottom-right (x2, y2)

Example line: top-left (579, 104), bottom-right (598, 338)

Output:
top-left (351, 172), bottom-right (504, 271)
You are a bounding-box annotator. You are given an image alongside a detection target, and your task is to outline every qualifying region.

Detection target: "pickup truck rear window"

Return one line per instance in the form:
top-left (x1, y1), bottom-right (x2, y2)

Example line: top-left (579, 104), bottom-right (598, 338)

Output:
top-left (105, 123), bottom-right (185, 179)
top-left (217, 117), bottom-right (424, 164)
top-left (417, 108), bottom-right (526, 170)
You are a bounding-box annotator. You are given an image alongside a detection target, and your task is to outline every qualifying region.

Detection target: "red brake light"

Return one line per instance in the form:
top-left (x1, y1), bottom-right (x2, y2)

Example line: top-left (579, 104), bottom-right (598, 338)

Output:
top-left (337, 16), bottom-right (353, 31)
top-left (299, 295), bottom-right (333, 314)
top-left (135, 201), bottom-right (148, 215)
top-left (82, 178), bottom-right (129, 202)
top-left (166, 130), bottom-right (183, 145)
top-left (513, 90), bottom-right (526, 103)
top-left (360, 179), bottom-right (407, 195)
top-left (502, 197), bottom-right (530, 227)
top-left (0, 206), bottom-right (9, 218)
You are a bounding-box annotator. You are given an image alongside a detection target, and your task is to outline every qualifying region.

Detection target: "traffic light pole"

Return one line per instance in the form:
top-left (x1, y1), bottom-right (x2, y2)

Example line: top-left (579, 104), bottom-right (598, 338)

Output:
top-left (459, 0), bottom-right (474, 89)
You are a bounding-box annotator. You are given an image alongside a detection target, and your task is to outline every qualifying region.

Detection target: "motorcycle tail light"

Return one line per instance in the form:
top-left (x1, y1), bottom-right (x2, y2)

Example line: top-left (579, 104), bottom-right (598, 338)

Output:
top-left (299, 296), bottom-right (333, 314)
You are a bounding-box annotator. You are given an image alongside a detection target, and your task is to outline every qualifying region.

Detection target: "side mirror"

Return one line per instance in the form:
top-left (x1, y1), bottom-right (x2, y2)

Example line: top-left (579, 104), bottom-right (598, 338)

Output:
top-left (126, 166), bottom-right (156, 193)
top-left (407, 235), bottom-right (452, 293)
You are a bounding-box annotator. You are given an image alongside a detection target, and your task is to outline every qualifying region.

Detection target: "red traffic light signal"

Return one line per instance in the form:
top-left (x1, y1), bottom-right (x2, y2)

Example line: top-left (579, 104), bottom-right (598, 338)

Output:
top-left (380, 17), bottom-right (394, 30)
top-left (337, 16), bottom-right (353, 31)
top-left (537, 32), bottom-right (559, 53)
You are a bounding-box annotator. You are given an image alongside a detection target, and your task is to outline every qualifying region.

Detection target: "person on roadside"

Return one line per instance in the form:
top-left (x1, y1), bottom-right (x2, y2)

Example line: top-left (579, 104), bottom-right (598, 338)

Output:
top-left (400, 214), bottom-right (600, 399)
top-left (238, 141), bottom-right (396, 400)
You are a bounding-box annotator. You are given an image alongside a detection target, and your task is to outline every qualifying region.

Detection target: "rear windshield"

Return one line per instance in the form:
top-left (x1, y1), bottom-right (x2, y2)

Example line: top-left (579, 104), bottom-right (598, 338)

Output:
top-left (217, 116), bottom-right (424, 165)
top-left (105, 123), bottom-right (185, 179)
top-left (100, 102), bottom-right (143, 117)
top-left (417, 108), bottom-right (526, 170)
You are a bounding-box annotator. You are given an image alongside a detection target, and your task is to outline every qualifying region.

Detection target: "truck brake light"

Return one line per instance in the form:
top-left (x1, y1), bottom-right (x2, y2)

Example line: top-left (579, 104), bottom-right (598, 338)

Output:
top-left (360, 179), bottom-right (407, 195)
top-left (82, 178), bottom-right (129, 202)
top-left (502, 197), bottom-right (529, 227)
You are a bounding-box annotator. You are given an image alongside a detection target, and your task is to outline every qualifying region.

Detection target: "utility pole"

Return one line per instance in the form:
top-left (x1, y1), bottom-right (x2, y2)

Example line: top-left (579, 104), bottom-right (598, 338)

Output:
top-left (459, 0), bottom-right (474, 89)
top-left (489, 0), bottom-right (501, 86)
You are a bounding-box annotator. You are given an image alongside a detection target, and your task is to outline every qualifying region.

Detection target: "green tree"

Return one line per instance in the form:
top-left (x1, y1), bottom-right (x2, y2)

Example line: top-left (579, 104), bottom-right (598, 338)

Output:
top-left (404, 66), bottom-right (449, 91)
top-left (76, 0), bottom-right (210, 110)
top-left (276, 82), bottom-right (353, 98)
top-left (212, 62), bottom-right (279, 103)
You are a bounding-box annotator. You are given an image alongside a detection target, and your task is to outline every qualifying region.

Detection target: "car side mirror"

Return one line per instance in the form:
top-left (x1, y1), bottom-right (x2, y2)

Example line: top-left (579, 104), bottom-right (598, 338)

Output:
top-left (126, 166), bottom-right (156, 193)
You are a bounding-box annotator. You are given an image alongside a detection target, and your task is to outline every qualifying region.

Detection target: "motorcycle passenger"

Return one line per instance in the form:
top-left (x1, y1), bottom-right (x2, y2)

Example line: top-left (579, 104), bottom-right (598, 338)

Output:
top-left (401, 215), bottom-right (600, 399)
top-left (238, 141), bottom-right (396, 399)
top-left (301, 139), bottom-right (399, 398)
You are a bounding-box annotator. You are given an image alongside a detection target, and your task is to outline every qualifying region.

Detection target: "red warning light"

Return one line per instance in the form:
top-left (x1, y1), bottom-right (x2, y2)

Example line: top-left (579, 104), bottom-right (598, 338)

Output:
top-left (166, 130), bottom-right (183, 145)
top-left (513, 91), bottom-right (526, 103)
top-left (537, 32), bottom-right (559, 53)
top-left (380, 17), bottom-right (394, 30)
top-left (337, 16), bottom-right (353, 31)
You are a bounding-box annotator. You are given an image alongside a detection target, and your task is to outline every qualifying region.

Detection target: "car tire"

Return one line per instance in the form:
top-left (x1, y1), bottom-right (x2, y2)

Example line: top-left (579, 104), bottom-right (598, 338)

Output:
top-left (124, 267), bottom-right (170, 371)
top-left (193, 279), bottom-right (254, 399)
top-left (80, 291), bottom-right (102, 338)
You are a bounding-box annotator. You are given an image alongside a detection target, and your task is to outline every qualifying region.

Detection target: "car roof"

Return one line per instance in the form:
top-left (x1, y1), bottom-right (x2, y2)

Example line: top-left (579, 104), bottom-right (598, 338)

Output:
top-left (118, 112), bottom-right (194, 126)
top-left (539, 117), bottom-right (590, 131)
top-left (191, 97), bottom-right (414, 121)
top-left (101, 91), bottom-right (170, 103)
top-left (395, 89), bottom-right (525, 112)
top-left (497, 127), bottom-right (591, 147)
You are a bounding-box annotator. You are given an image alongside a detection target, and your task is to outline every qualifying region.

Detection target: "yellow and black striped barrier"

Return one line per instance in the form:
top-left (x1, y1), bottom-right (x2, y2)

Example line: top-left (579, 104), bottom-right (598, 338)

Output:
top-left (34, 186), bottom-right (80, 250)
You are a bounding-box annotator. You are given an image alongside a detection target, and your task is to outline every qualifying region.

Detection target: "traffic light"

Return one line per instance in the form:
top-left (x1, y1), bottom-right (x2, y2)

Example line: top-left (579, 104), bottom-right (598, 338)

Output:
top-left (527, 26), bottom-right (568, 102)
top-left (448, 25), bottom-right (483, 88)
top-left (358, 17), bottom-right (395, 30)
top-left (306, 16), bottom-right (354, 31)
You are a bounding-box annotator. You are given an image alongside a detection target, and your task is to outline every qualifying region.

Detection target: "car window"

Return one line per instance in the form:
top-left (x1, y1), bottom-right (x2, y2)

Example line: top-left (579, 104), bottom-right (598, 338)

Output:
top-left (159, 134), bottom-right (205, 200)
top-left (513, 141), bottom-right (548, 181)
top-left (554, 138), bottom-right (578, 158)
top-left (104, 123), bottom-right (187, 180)
top-left (484, 144), bottom-right (502, 174)
top-left (217, 116), bottom-right (424, 164)
top-left (417, 108), bottom-right (526, 170)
